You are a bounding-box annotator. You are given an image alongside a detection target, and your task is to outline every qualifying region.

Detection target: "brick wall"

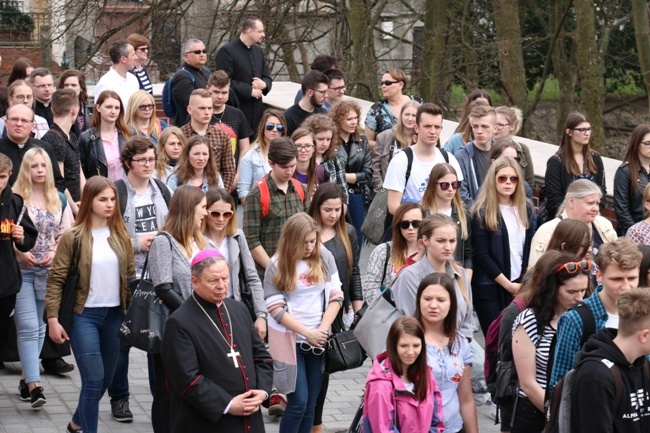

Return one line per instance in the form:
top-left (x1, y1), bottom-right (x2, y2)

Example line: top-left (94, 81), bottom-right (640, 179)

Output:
top-left (0, 45), bottom-right (62, 83)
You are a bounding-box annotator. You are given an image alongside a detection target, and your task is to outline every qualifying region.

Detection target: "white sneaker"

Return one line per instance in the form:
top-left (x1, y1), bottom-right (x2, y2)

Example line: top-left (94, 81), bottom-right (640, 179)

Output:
top-left (488, 402), bottom-right (498, 420)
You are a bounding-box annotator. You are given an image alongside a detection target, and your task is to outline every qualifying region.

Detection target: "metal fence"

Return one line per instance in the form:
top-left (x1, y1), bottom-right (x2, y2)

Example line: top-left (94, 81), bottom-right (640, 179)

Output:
top-left (0, 8), bottom-right (49, 44)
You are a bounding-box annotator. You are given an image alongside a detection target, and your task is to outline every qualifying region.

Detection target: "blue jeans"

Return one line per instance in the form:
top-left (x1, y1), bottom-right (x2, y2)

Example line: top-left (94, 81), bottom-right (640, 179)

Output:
top-left (280, 344), bottom-right (325, 433)
top-left (347, 192), bottom-right (365, 250)
top-left (108, 338), bottom-right (157, 401)
top-left (14, 272), bottom-right (46, 384)
top-left (69, 307), bottom-right (122, 433)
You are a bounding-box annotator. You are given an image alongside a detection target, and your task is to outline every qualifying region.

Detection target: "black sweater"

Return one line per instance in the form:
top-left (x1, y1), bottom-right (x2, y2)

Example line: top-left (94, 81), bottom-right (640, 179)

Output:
top-left (571, 328), bottom-right (650, 433)
top-left (0, 187), bottom-right (37, 298)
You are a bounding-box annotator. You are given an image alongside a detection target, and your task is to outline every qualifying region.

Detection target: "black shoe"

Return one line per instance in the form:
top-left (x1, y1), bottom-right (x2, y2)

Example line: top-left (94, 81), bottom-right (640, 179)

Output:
top-left (67, 422), bottom-right (82, 433)
top-left (30, 386), bottom-right (46, 408)
top-left (42, 358), bottom-right (74, 375)
top-left (18, 379), bottom-right (30, 401)
top-left (0, 360), bottom-right (4, 369)
top-left (111, 397), bottom-right (133, 423)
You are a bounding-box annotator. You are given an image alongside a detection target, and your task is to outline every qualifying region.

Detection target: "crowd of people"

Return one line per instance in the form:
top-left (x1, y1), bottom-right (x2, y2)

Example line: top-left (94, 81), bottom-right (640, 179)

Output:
top-left (1, 14), bottom-right (650, 433)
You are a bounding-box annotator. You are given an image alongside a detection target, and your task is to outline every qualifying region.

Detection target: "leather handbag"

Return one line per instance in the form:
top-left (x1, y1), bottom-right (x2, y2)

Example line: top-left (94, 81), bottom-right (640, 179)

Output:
top-left (361, 188), bottom-right (389, 245)
top-left (324, 314), bottom-right (367, 374)
top-left (235, 235), bottom-right (257, 322)
top-left (57, 235), bottom-right (81, 334)
top-left (353, 288), bottom-right (403, 360)
top-left (118, 234), bottom-right (172, 354)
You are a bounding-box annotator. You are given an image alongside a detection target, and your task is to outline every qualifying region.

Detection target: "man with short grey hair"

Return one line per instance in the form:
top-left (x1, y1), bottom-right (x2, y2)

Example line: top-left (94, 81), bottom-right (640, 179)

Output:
top-left (94, 40), bottom-right (140, 111)
top-left (172, 38), bottom-right (211, 127)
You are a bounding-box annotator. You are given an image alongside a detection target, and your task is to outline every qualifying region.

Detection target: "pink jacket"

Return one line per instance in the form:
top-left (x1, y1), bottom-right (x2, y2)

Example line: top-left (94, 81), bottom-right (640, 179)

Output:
top-left (363, 352), bottom-right (445, 433)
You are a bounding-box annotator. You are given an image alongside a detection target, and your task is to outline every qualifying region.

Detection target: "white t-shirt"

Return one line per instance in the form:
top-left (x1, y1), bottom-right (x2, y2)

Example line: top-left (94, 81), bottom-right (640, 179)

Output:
top-left (605, 313), bottom-right (619, 329)
top-left (500, 204), bottom-right (525, 281)
top-left (288, 260), bottom-right (326, 343)
top-left (86, 227), bottom-right (121, 307)
top-left (93, 67), bottom-right (140, 112)
top-left (383, 147), bottom-right (463, 203)
top-left (133, 186), bottom-right (158, 274)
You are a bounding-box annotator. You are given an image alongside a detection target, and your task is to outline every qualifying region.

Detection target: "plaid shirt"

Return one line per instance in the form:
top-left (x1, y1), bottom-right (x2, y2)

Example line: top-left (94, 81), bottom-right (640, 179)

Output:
top-left (181, 123), bottom-right (235, 190)
top-left (548, 286), bottom-right (608, 392)
top-left (243, 175), bottom-right (308, 272)
top-left (322, 156), bottom-right (349, 204)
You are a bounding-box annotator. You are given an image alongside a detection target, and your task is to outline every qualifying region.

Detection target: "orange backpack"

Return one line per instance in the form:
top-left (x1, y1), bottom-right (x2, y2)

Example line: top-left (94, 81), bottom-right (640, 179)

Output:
top-left (257, 177), bottom-right (305, 218)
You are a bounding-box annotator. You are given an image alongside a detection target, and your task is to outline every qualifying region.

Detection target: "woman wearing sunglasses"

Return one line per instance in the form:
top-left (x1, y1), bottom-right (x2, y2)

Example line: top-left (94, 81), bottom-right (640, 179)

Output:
top-left (292, 128), bottom-right (328, 198)
top-left (264, 212), bottom-right (343, 433)
top-left (614, 124), bottom-right (650, 235)
top-left (125, 90), bottom-right (166, 146)
top-left (421, 163), bottom-right (472, 276)
top-left (203, 187), bottom-right (267, 339)
top-left (470, 157), bottom-right (534, 336)
top-left (364, 202), bottom-right (424, 304)
top-left (364, 69), bottom-right (423, 150)
top-left (147, 185), bottom-right (208, 433)
top-left (238, 108), bottom-right (286, 203)
top-left (544, 112), bottom-right (606, 224)
top-left (489, 139), bottom-right (534, 202)
top-left (511, 251), bottom-right (590, 433)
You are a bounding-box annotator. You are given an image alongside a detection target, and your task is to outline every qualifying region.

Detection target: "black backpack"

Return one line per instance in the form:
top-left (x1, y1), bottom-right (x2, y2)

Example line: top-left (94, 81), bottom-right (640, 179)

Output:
top-left (115, 179), bottom-right (171, 217)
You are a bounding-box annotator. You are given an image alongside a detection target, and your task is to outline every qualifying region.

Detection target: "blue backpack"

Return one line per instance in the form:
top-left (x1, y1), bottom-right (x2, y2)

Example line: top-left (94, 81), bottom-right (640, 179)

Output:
top-left (162, 66), bottom-right (210, 118)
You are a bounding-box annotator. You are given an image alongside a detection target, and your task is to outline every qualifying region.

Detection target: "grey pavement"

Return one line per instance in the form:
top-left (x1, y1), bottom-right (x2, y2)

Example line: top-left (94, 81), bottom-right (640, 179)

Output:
top-left (0, 221), bottom-right (501, 432)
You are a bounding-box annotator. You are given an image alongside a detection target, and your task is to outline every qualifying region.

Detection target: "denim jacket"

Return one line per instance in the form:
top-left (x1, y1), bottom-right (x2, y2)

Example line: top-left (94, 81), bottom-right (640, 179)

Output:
top-left (238, 143), bottom-right (271, 199)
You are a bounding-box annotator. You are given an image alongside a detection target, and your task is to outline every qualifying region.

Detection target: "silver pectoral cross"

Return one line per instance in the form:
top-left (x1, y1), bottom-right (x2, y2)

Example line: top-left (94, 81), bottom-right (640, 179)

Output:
top-left (227, 346), bottom-right (241, 368)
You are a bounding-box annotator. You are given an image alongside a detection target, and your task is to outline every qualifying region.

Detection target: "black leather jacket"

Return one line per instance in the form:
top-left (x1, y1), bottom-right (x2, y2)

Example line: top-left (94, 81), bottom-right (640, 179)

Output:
top-left (335, 134), bottom-right (372, 194)
top-left (78, 127), bottom-right (127, 180)
top-left (614, 161), bottom-right (649, 235)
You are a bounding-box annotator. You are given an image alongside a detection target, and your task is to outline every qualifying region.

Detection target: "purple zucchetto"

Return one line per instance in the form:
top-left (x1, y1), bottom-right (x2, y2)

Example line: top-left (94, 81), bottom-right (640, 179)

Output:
top-left (190, 249), bottom-right (224, 269)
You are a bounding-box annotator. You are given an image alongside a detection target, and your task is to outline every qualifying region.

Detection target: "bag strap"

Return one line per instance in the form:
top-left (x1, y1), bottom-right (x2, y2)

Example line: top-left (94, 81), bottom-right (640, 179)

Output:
top-left (573, 301), bottom-right (596, 347)
top-left (67, 234), bottom-right (81, 274)
top-left (403, 147), bottom-right (414, 186)
top-left (439, 147), bottom-right (450, 163)
top-left (380, 243), bottom-right (391, 288)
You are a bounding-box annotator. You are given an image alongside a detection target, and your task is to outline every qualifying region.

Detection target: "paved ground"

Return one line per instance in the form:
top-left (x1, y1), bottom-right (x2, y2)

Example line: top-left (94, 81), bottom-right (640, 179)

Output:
top-left (0, 348), bottom-right (500, 433)
top-left (0, 215), bottom-right (501, 432)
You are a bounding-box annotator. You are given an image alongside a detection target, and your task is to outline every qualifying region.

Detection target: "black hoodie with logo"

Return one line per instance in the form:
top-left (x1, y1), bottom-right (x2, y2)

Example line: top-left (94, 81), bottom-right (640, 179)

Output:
top-left (571, 328), bottom-right (650, 433)
top-left (0, 185), bottom-right (37, 299)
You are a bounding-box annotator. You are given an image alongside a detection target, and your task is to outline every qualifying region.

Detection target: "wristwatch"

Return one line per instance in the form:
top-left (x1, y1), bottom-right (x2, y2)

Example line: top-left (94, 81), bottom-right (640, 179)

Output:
top-left (256, 312), bottom-right (268, 319)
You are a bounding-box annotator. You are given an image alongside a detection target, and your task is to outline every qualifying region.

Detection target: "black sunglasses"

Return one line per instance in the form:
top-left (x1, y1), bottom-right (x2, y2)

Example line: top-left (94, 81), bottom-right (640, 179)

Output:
top-left (398, 220), bottom-right (422, 230)
top-left (381, 80), bottom-right (400, 87)
top-left (187, 49), bottom-right (207, 55)
top-left (266, 123), bottom-right (285, 133)
top-left (438, 180), bottom-right (461, 191)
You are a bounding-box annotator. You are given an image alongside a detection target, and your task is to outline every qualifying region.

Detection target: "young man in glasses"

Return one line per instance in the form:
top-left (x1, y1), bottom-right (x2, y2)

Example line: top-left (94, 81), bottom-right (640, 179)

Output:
top-left (282, 70), bottom-right (329, 136)
top-left (107, 137), bottom-right (171, 423)
top-left (207, 70), bottom-right (253, 193)
top-left (384, 103), bottom-right (463, 215)
top-left (93, 40), bottom-right (140, 112)
top-left (549, 237), bottom-right (642, 392)
top-left (569, 287), bottom-right (650, 433)
top-left (324, 69), bottom-right (346, 110)
top-left (127, 33), bottom-right (153, 95)
top-left (28, 68), bottom-right (55, 127)
top-left (454, 105), bottom-right (497, 208)
top-left (172, 38), bottom-right (211, 127)
top-left (216, 16), bottom-right (272, 132)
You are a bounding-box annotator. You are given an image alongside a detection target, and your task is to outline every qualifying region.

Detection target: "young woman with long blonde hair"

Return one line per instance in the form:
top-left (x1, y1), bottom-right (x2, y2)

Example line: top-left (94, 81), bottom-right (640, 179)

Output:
top-left (264, 212), bottom-right (343, 433)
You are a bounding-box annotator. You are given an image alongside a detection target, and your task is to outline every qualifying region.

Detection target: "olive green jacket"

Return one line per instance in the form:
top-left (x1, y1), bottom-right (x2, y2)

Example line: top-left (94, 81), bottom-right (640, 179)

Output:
top-left (45, 229), bottom-right (135, 319)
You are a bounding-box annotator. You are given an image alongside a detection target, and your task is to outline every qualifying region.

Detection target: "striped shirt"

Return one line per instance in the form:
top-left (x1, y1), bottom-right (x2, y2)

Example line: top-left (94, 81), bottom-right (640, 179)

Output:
top-left (130, 66), bottom-right (153, 94)
top-left (512, 308), bottom-right (556, 398)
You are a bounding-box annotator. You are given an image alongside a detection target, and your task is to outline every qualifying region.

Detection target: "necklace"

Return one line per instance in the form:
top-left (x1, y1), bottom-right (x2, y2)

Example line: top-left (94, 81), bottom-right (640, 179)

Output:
top-left (192, 293), bottom-right (241, 368)
top-left (213, 110), bottom-right (225, 124)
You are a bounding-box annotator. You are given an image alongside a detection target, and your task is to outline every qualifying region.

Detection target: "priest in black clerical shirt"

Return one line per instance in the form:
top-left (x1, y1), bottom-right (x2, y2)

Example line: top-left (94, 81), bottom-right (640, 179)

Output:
top-left (161, 249), bottom-right (273, 433)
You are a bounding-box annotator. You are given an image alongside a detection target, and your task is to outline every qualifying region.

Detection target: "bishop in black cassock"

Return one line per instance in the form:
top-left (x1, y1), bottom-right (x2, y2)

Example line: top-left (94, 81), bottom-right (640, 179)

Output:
top-left (161, 250), bottom-right (273, 433)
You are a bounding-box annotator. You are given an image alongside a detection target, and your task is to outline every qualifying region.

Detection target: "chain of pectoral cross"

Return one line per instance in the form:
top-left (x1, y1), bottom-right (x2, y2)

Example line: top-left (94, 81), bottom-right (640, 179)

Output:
top-left (192, 293), bottom-right (241, 368)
